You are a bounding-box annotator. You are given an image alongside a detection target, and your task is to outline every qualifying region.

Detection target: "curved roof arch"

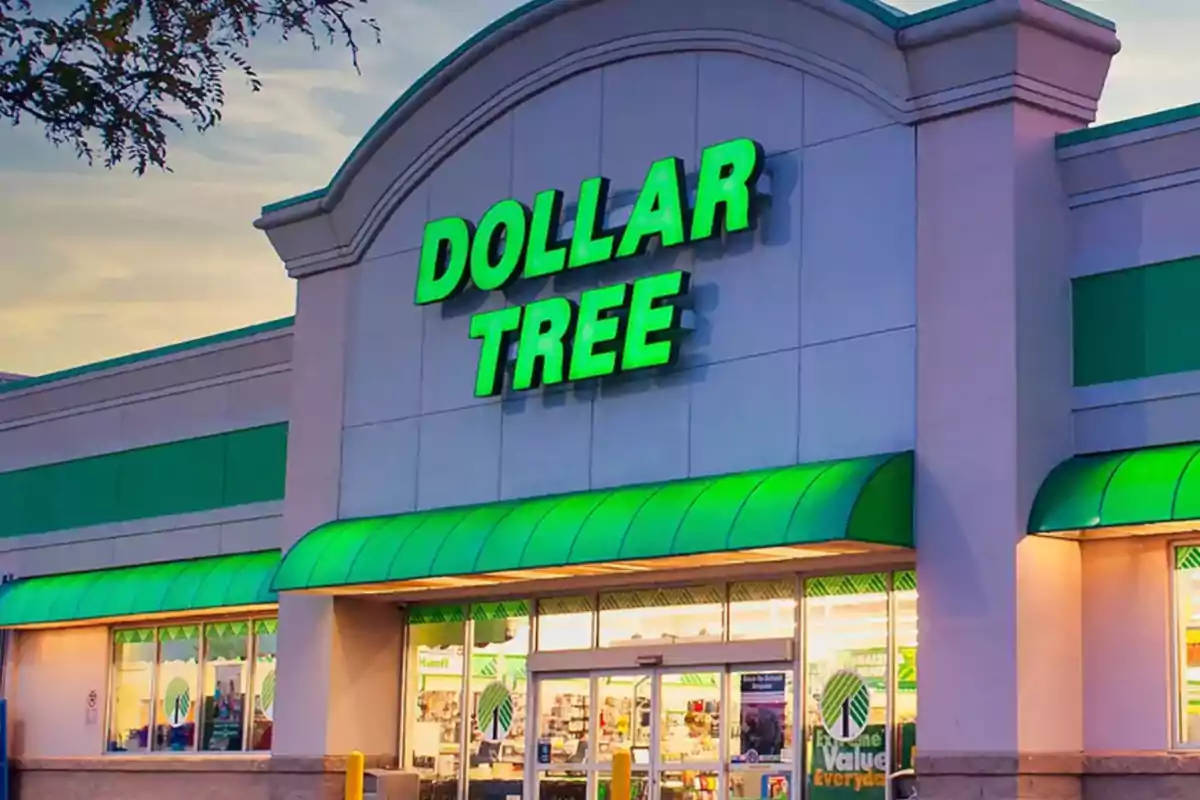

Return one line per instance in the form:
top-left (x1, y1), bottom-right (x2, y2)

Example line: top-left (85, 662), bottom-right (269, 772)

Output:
top-left (262, 0), bottom-right (904, 217)
top-left (255, 0), bottom-right (1113, 276)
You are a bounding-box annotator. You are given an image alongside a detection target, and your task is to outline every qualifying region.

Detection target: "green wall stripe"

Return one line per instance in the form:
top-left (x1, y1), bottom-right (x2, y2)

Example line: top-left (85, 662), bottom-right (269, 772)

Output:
top-left (0, 317), bottom-right (294, 396)
top-left (1073, 258), bottom-right (1200, 386)
top-left (0, 423), bottom-right (288, 538)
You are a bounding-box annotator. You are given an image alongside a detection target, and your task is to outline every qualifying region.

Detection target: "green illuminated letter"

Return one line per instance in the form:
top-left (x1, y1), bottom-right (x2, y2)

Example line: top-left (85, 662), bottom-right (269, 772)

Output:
top-left (524, 189), bottom-right (568, 279)
top-left (470, 199), bottom-right (530, 292)
top-left (569, 176), bottom-right (615, 269)
top-left (415, 217), bottom-right (473, 305)
top-left (617, 156), bottom-right (688, 259)
top-left (469, 306), bottom-right (523, 397)
top-left (570, 283), bottom-right (631, 381)
top-left (690, 138), bottom-right (765, 241)
top-left (622, 271), bottom-right (691, 371)
top-left (513, 297), bottom-right (577, 392)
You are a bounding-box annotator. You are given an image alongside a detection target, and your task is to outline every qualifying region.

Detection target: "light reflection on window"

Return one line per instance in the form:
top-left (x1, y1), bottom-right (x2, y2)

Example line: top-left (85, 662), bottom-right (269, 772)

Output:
top-left (598, 586), bottom-right (724, 647)
top-left (538, 596), bottom-right (594, 651)
top-left (1176, 548), bottom-right (1200, 745)
top-left (729, 580), bottom-right (795, 640)
top-left (108, 629), bottom-right (155, 753)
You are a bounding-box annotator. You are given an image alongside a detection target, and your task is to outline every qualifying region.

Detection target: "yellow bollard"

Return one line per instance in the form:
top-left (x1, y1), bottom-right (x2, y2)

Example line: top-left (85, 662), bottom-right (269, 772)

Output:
top-left (611, 748), bottom-right (633, 800)
top-left (345, 750), bottom-right (365, 800)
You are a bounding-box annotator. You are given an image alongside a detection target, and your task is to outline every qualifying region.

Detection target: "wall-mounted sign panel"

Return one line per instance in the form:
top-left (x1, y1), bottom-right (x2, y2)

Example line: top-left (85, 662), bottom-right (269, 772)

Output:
top-left (413, 137), bottom-right (766, 397)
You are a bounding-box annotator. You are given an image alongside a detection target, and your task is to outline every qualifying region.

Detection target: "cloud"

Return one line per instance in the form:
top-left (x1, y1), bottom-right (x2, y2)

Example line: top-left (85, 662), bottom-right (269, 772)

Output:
top-left (0, 0), bottom-right (1195, 375)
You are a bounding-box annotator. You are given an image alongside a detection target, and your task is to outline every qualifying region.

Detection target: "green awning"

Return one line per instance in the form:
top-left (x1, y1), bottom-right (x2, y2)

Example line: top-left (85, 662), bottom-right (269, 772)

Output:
top-left (273, 452), bottom-right (913, 592)
top-left (1030, 442), bottom-right (1200, 534)
top-left (0, 550), bottom-right (280, 628)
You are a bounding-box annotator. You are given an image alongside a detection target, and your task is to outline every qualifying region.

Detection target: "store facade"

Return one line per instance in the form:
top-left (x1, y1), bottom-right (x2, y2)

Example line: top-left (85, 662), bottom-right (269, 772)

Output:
top-left (6, 1), bottom-right (1200, 800)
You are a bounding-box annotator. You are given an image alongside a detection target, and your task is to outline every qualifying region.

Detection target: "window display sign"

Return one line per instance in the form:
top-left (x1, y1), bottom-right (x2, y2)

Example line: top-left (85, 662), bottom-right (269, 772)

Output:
top-left (735, 673), bottom-right (787, 764)
top-left (413, 137), bottom-right (766, 397)
top-left (206, 667), bottom-right (244, 751)
top-left (809, 724), bottom-right (888, 799)
top-left (476, 681), bottom-right (516, 743)
top-left (162, 677), bottom-right (191, 727)
top-left (819, 671), bottom-right (870, 743)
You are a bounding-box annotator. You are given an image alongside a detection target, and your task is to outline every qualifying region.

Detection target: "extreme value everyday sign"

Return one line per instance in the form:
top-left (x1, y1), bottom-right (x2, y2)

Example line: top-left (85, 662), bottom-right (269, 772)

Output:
top-left (413, 137), bottom-right (766, 397)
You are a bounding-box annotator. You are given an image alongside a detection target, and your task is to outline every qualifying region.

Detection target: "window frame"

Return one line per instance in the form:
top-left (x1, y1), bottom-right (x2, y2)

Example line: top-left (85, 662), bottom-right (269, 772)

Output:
top-left (402, 569), bottom-right (917, 800)
top-left (106, 612), bottom-right (276, 756)
top-left (1172, 542), bottom-right (1200, 750)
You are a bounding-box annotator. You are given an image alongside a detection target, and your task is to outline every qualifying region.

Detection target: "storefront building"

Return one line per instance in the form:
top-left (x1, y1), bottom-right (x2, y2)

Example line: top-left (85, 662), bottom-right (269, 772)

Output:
top-left (5, 0), bottom-right (1200, 798)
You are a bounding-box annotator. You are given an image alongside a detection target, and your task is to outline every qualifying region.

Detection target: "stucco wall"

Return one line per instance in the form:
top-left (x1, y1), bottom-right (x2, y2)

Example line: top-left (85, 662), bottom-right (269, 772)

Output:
top-left (0, 328), bottom-right (292, 576)
top-left (1080, 536), bottom-right (1172, 752)
top-left (337, 53), bottom-right (916, 518)
top-left (1063, 119), bottom-right (1200, 454)
top-left (8, 626), bottom-right (110, 758)
top-left (0, 331), bottom-right (292, 470)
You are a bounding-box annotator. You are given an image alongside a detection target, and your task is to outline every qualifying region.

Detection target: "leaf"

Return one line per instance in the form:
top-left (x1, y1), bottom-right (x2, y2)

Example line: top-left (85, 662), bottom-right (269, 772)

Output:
top-left (0, 0), bottom-right (382, 173)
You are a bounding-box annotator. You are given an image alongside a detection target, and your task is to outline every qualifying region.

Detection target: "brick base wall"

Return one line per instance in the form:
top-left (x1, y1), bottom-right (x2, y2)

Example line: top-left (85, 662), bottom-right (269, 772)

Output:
top-left (11, 755), bottom-right (395, 800)
top-left (917, 751), bottom-right (1200, 800)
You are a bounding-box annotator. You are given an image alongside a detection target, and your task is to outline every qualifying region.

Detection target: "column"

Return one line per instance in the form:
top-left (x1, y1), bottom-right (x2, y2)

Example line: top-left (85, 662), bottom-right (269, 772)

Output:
top-left (906, 2), bottom-right (1118, 798)
top-left (268, 266), bottom-right (406, 799)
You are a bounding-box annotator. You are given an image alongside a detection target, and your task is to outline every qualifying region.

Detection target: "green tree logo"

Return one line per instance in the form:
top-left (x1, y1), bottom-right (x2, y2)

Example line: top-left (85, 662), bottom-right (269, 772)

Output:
top-left (476, 682), bottom-right (515, 743)
top-left (819, 670), bottom-right (870, 742)
top-left (163, 677), bottom-right (192, 726)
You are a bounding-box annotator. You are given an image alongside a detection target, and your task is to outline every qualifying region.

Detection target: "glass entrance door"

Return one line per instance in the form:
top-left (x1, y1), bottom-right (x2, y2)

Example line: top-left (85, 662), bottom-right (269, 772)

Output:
top-left (654, 669), bottom-right (721, 800)
top-left (534, 667), bottom-right (793, 800)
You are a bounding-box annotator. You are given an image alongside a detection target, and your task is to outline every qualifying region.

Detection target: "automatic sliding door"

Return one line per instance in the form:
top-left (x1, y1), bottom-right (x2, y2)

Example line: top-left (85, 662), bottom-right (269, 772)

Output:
top-left (535, 676), bottom-right (591, 800)
top-left (595, 673), bottom-right (652, 800)
top-left (535, 663), bottom-right (798, 800)
top-left (656, 669), bottom-right (722, 800)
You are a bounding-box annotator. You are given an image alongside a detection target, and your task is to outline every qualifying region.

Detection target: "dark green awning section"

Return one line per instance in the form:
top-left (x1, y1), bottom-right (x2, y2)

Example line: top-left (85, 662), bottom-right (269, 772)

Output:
top-left (0, 550), bottom-right (280, 628)
top-left (273, 452), bottom-right (913, 592)
top-left (1030, 442), bottom-right (1200, 533)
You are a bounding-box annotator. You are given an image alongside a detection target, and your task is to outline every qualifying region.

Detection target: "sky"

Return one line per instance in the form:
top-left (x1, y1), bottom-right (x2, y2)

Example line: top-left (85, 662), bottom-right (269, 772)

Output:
top-left (0, 0), bottom-right (1196, 376)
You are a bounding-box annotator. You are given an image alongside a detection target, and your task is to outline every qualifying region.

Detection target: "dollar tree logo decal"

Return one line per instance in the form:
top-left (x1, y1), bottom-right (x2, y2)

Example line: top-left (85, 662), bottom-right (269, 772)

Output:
top-left (476, 681), bottom-right (515, 743)
top-left (819, 670), bottom-right (870, 742)
top-left (163, 677), bottom-right (192, 726)
top-left (260, 669), bottom-right (276, 721)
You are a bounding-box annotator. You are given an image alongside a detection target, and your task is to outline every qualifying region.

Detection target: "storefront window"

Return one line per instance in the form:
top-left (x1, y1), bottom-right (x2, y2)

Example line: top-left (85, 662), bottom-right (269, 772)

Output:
top-left (154, 624), bottom-right (199, 751)
top-left (537, 596), bottom-right (595, 651)
top-left (406, 605), bottom-right (467, 800)
top-left (729, 580), bottom-right (796, 641)
top-left (403, 572), bottom-right (917, 800)
top-left (107, 616), bottom-right (276, 755)
top-left (804, 574), bottom-right (890, 800)
top-left (1176, 546), bottom-right (1200, 745)
top-left (251, 619), bottom-right (277, 750)
top-left (598, 586), bottom-right (724, 647)
top-left (200, 621), bottom-right (249, 751)
top-left (107, 628), bottom-right (156, 752)
top-left (468, 602), bottom-right (530, 800)
top-left (893, 571), bottom-right (918, 773)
